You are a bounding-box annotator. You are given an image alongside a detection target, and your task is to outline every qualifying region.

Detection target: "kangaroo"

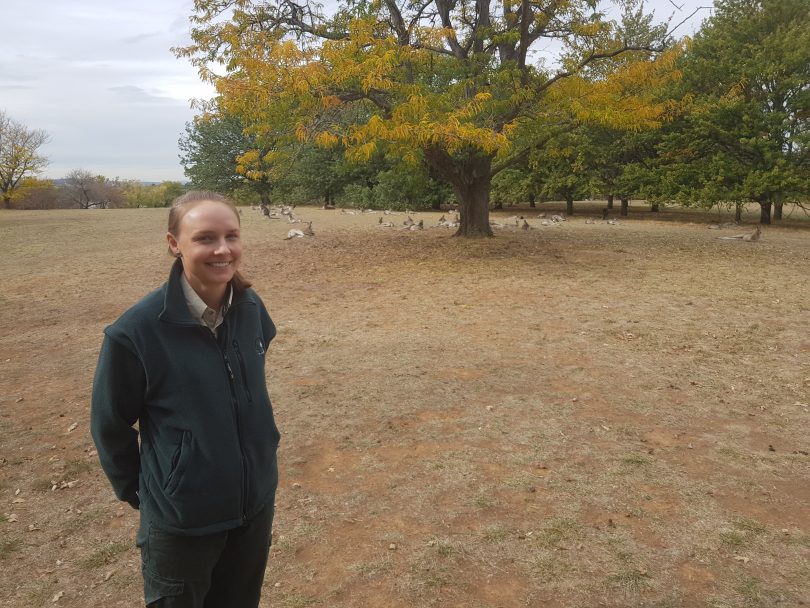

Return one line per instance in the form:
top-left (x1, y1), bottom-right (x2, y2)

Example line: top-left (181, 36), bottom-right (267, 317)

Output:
top-left (719, 226), bottom-right (761, 241)
top-left (284, 229), bottom-right (305, 240)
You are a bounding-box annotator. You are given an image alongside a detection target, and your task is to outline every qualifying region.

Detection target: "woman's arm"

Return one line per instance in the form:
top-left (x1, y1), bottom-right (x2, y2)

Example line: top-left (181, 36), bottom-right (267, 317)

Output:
top-left (90, 333), bottom-right (146, 509)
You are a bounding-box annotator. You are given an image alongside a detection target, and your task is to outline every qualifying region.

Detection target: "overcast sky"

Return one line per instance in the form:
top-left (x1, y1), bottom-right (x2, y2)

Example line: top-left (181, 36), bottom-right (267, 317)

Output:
top-left (0, 0), bottom-right (711, 183)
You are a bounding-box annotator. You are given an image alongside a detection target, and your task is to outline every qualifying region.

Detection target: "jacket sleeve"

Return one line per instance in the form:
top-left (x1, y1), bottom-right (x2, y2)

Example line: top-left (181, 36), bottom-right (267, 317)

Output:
top-left (258, 299), bottom-right (276, 349)
top-left (90, 332), bottom-right (145, 509)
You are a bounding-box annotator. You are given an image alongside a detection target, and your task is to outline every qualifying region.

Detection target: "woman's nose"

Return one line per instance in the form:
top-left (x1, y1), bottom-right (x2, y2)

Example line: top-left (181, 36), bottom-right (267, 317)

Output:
top-left (214, 239), bottom-right (230, 254)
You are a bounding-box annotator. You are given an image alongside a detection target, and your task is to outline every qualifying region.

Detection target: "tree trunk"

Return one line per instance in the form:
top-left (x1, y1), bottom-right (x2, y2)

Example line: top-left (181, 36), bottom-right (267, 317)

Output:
top-left (650, 203), bottom-right (659, 212)
top-left (565, 195), bottom-right (574, 216)
top-left (431, 198), bottom-right (441, 210)
top-left (759, 201), bottom-right (772, 225)
top-left (620, 197), bottom-right (629, 217)
top-left (735, 202), bottom-right (743, 223)
top-left (606, 194), bottom-right (614, 209)
top-left (453, 176), bottom-right (493, 237)
top-left (773, 200), bottom-right (783, 221)
top-left (425, 147), bottom-right (493, 238)
top-left (2, 194), bottom-right (11, 209)
top-left (528, 193), bottom-right (536, 208)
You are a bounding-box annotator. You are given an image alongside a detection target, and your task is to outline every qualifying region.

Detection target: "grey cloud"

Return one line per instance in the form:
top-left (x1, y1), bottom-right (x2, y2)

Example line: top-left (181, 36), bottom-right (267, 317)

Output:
top-left (108, 85), bottom-right (175, 104)
top-left (122, 32), bottom-right (161, 44)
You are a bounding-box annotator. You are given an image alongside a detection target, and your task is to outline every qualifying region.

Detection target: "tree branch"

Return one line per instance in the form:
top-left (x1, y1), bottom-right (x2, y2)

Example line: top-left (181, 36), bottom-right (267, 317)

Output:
top-left (537, 45), bottom-right (662, 96)
top-left (434, 0), bottom-right (467, 59)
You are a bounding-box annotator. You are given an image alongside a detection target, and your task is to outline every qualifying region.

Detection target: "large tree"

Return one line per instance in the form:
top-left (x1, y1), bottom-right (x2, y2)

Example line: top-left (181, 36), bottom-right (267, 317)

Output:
top-left (0, 111), bottom-right (49, 209)
top-left (179, 0), bottom-right (680, 237)
top-left (652, 0), bottom-right (810, 224)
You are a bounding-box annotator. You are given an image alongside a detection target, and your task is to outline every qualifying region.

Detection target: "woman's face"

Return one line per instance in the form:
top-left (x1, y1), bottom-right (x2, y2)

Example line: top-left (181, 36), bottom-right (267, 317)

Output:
top-left (166, 200), bottom-right (242, 295)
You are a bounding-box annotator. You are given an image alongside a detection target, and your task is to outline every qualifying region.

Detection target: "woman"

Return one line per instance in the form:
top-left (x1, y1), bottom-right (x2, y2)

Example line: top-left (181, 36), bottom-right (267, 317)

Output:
top-left (91, 191), bottom-right (280, 607)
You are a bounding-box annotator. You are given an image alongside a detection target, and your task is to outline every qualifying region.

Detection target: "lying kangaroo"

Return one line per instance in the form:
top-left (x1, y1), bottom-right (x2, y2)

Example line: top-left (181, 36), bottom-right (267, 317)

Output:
top-left (718, 226), bottom-right (761, 241)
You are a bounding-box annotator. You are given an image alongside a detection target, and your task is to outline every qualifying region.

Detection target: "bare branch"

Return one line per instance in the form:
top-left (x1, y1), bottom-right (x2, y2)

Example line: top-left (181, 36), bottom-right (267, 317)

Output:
top-left (666, 6), bottom-right (712, 38)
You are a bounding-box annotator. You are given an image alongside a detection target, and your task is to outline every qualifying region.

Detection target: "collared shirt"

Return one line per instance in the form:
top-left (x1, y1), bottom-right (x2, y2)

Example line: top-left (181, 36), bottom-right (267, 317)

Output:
top-left (180, 274), bottom-right (232, 336)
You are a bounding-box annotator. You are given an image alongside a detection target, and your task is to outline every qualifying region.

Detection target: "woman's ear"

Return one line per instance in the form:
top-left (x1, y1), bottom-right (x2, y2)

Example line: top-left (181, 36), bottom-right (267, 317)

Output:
top-left (166, 232), bottom-right (180, 257)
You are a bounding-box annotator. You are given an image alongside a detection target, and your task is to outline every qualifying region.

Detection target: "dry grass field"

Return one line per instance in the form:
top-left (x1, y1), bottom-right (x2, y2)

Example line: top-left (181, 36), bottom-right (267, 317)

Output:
top-left (1, 204), bottom-right (808, 608)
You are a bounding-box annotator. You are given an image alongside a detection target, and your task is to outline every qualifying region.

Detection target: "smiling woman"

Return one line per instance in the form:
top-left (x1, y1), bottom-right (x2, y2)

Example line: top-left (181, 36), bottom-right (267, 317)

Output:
top-left (90, 190), bottom-right (281, 608)
top-left (166, 191), bottom-right (246, 309)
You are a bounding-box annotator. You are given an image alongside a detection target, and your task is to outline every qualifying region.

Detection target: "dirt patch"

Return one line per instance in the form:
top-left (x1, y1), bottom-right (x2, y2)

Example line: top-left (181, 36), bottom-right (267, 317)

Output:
top-left (1, 206), bottom-right (809, 607)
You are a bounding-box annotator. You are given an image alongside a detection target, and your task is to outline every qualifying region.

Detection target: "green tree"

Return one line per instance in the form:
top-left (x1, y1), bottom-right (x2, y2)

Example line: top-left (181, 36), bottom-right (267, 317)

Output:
top-left (274, 142), bottom-right (356, 206)
top-left (0, 111), bottom-right (49, 208)
top-left (534, 130), bottom-right (599, 215)
top-left (490, 168), bottom-right (539, 209)
top-left (178, 0), bottom-right (680, 237)
top-left (179, 113), bottom-right (272, 203)
top-left (654, 0), bottom-right (810, 223)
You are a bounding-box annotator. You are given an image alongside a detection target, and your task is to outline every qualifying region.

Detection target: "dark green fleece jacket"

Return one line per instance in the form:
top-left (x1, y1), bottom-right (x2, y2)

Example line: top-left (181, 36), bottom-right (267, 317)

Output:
top-left (91, 259), bottom-right (280, 535)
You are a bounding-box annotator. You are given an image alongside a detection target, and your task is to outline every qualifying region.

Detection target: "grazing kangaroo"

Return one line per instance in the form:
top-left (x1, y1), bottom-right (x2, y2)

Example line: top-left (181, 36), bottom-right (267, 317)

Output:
top-left (718, 226), bottom-right (761, 241)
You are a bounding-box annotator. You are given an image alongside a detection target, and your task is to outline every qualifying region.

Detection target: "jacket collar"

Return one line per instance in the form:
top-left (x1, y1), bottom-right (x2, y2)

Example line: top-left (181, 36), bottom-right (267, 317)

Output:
top-left (158, 258), bottom-right (255, 325)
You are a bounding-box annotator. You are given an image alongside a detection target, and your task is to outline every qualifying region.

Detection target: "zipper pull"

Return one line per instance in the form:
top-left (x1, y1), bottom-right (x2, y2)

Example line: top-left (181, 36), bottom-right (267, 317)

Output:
top-left (223, 354), bottom-right (235, 380)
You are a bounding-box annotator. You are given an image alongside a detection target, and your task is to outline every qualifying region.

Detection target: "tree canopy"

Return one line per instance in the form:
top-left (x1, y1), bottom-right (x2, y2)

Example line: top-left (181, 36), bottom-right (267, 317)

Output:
top-left (178, 0), bottom-right (681, 236)
top-left (648, 0), bottom-right (810, 222)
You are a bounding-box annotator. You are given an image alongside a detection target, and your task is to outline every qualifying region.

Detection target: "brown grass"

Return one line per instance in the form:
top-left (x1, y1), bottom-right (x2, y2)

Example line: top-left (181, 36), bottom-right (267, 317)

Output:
top-left (0, 204), bottom-right (808, 607)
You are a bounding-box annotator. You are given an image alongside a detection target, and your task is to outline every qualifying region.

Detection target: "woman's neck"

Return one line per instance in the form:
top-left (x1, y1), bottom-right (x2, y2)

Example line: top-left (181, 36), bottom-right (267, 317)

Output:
top-left (185, 274), bottom-right (226, 311)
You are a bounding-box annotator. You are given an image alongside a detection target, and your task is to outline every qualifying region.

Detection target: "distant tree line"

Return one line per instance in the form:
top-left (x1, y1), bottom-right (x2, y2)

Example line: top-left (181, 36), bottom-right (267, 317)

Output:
top-left (2, 109), bottom-right (188, 210)
top-left (8, 171), bottom-right (187, 210)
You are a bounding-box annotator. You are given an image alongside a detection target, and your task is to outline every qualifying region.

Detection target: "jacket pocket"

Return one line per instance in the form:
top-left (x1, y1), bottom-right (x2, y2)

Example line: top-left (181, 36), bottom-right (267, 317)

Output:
top-left (163, 430), bottom-right (191, 495)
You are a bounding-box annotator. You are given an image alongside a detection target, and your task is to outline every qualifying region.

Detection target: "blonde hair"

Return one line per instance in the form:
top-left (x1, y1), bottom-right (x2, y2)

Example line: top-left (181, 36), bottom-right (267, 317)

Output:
top-left (167, 191), bottom-right (252, 294)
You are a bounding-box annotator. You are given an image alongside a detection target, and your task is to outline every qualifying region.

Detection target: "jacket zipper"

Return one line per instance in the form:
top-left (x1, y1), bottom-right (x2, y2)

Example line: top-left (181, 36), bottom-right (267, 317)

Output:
top-left (222, 351), bottom-right (249, 523)
top-left (204, 326), bottom-right (249, 524)
top-left (232, 340), bottom-right (253, 403)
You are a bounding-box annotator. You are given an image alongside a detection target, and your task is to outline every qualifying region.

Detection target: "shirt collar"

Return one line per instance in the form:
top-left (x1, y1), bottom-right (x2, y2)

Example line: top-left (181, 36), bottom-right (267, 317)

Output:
top-left (180, 273), bottom-right (232, 333)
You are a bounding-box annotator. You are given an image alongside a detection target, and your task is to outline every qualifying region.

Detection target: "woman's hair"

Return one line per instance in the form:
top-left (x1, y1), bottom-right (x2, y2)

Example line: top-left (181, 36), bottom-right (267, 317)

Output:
top-left (167, 190), bottom-right (252, 294)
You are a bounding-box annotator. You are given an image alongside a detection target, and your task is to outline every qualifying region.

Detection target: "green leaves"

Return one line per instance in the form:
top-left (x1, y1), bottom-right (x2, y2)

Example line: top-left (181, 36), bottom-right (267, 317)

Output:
top-left (643, 0), bottom-right (810, 213)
